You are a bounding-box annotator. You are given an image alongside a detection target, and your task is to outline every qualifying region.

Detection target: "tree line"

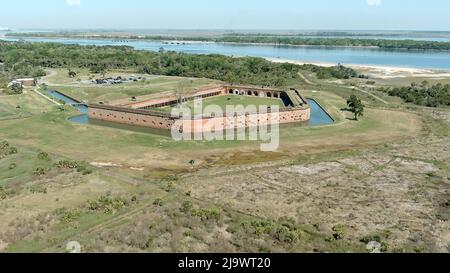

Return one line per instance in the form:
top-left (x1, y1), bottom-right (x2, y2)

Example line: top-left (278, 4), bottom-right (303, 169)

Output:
top-left (0, 41), bottom-right (361, 88)
top-left (379, 81), bottom-right (450, 107)
top-left (8, 32), bottom-right (450, 51)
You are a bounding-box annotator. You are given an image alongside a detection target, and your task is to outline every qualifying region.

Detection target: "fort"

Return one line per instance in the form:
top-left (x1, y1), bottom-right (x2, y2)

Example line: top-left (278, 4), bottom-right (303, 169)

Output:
top-left (88, 85), bottom-right (311, 133)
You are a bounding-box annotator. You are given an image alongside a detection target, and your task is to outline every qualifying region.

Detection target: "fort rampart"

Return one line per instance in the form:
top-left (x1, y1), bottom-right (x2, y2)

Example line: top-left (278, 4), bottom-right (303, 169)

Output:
top-left (88, 85), bottom-right (311, 133)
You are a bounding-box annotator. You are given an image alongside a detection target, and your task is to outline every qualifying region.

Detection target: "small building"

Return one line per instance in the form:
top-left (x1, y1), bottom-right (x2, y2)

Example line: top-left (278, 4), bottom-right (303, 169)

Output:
top-left (8, 78), bottom-right (35, 87)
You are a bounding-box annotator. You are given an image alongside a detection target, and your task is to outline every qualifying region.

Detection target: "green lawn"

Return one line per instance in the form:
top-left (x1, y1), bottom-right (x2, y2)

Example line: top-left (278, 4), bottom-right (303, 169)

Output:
top-left (155, 95), bottom-right (286, 113)
top-left (0, 92), bottom-right (55, 120)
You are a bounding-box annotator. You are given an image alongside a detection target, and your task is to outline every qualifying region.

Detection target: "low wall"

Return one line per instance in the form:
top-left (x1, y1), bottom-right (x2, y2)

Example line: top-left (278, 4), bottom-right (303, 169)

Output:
top-left (88, 104), bottom-right (175, 130)
top-left (177, 107), bottom-right (310, 133)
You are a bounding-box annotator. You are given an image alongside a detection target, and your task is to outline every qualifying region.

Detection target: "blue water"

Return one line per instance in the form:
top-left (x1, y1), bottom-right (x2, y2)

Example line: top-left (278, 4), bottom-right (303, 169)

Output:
top-left (3, 36), bottom-right (450, 70)
top-left (69, 114), bottom-right (89, 124)
top-left (48, 90), bottom-right (79, 103)
top-left (47, 90), bottom-right (89, 123)
top-left (307, 99), bottom-right (334, 126)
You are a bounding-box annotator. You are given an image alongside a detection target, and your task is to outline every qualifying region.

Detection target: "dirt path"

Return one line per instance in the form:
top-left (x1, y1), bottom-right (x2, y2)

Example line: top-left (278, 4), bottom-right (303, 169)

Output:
top-left (343, 85), bottom-right (389, 105)
top-left (39, 69), bottom-right (83, 87)
top-left (39, 69), bottom-right (58, 85)
top-left (298, 72), bottom-right (313, 85)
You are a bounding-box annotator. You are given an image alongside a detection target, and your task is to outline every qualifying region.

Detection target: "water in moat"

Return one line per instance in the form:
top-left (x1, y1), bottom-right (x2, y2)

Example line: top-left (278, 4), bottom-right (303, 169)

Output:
top-left (47, 91), bottom-right (334, 135)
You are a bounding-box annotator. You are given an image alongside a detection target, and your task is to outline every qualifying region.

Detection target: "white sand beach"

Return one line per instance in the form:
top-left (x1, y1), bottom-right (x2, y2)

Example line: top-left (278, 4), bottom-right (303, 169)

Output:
top-left (266, 57), bottom-right (450, 79)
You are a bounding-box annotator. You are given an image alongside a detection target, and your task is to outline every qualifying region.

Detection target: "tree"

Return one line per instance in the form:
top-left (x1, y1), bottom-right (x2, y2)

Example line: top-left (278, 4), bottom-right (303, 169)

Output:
top-left (347, 95), bottom-right (365, 121)
top-left (9, 82), bottom-right (23, 94)
top-left (68, 70), bottom-right (77, 78)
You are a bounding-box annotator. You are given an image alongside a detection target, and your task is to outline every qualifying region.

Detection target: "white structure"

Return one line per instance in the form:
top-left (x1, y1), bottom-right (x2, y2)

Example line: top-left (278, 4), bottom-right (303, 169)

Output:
top-left (8, 78), bottom-right (35, 87)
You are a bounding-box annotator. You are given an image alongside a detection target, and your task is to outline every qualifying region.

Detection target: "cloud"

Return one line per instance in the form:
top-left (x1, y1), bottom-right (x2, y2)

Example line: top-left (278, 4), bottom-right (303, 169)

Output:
top-left (367, 0), bottom-right (381, 6)
top-left (66, 0), bottom-right (81, 6)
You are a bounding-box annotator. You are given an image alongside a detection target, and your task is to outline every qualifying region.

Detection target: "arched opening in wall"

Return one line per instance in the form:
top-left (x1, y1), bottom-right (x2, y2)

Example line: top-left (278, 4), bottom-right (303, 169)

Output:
top-left (247, 91), bottom-right (252, 96)
top-left (229, 89), bottom-right (233, 94)
top-left (267, 92), bottom-right (272, 98)
top-left (274, 93), bottom-right (279, 98)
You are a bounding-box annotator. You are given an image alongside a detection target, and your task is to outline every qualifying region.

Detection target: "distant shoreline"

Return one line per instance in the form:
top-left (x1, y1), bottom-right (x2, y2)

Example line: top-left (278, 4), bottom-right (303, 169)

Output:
top-left (3, 34), bottom-right (450, 74)
top-left (6, 32), bottom-right (450, 52)
top-left (266, 57), bottom-right (450, 77)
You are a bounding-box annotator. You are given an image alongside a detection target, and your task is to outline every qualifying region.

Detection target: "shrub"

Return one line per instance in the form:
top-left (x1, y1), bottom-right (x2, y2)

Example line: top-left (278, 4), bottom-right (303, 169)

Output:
top-left (55, 160), bottom-right (79, 169)
top-left (153, 198), bottom-right (163, 207)
top-left (332, 224), bottom-right (346, 240)
top-left (382, 82), bottom-right (450, 107)
top-left (7, 82), bottom-right (23, 95)
top-left (33, 167), bottom-right (46, 176)
top-left (180, 201), bottom-right (193, 213)
top-left (165, 181), bottom-right (173, 192)
top-left (87, 195), bottom-right (128, 214)
top-left (0, 186), bottom-right (7, 200)
top-left (0, 141), bottom-right (9, 149)
top-left (249, 219), bottom-right (274, 235)
top-left (82, 169), bottom-right (93, 175)
top-left (37, 151), bottom-right (51, 161)
top-left (272, 225), bottom-right (301, 244)
top-left (61, 208), bottom-right (82, 223)
top-left (56, 160), bottom-right (92, 174)
top-left (0, 141), bottom-right (18, 159)
top-left (191, 208), bottom-right (222, 222)
top-left (29, 184), bottom-right (47, 194)
top-left (76, 164), bottom-right (93, 175)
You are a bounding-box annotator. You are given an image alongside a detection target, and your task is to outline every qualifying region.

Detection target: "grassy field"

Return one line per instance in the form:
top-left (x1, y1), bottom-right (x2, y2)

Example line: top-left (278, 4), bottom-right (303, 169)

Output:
top-left (44, 69), bottom-right (221, 103)
top-left (155, 95), bottom-right (287, 113)
top-left (0, 68), bottom-right (448, 253)
top-left (0, 92), bottom-right (55, 120)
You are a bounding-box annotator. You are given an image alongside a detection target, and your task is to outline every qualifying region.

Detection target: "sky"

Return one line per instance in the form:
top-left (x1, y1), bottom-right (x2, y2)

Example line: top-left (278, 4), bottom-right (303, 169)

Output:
top-left (1, 0), bottom-right (450, 31)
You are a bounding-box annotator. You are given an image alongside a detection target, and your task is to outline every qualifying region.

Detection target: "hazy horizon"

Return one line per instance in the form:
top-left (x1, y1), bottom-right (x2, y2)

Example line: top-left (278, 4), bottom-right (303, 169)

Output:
top-left (1, 0), bottom-right (450, 31)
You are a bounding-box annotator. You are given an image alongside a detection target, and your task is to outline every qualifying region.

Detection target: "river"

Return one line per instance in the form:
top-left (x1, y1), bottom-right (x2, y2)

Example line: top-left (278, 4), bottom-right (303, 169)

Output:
top-left (2, 35), bottom-right (450, 70)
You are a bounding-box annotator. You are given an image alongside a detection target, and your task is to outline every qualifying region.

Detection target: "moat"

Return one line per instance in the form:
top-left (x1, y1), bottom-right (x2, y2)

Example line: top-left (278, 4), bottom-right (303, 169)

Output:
top-left (48, 91), bottom-right (335, 130)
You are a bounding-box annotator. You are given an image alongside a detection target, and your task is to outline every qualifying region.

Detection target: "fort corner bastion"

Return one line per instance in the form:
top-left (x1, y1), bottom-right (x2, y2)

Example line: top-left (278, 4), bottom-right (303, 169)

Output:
top-left (88, 85), bottom-right (311, 134)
